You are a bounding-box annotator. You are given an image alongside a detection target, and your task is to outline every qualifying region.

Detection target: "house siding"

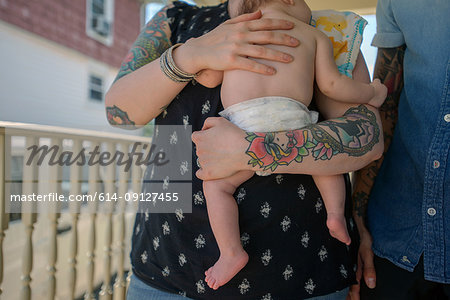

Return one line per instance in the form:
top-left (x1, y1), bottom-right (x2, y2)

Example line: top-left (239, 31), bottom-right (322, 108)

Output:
top-left (0, 0), bottom-right (141, 68)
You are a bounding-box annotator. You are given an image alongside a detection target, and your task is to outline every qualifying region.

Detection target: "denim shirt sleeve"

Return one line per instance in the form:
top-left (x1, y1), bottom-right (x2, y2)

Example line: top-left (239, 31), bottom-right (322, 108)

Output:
top-left (371, 0), bottom-right (405, 48)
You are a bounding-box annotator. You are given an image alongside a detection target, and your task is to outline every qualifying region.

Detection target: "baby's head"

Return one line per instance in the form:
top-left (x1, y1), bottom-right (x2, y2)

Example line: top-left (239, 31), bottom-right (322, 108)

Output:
top-left (239, 0), bottom-right (311, 23)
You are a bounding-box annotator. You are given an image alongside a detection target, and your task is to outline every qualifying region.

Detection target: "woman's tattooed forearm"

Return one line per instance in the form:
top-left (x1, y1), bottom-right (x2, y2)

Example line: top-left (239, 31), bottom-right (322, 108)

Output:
top-left (106, 105), bottom-right (136, 129)
top-left (245, 105), bottom-right (379, 172)
top-left (114, 5), bottom-right (172, 82)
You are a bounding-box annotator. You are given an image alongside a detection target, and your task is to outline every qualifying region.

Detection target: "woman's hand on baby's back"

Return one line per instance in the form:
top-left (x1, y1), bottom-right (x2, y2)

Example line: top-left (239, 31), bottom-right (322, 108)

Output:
top-left (174, 10), bottom-right (300, 76)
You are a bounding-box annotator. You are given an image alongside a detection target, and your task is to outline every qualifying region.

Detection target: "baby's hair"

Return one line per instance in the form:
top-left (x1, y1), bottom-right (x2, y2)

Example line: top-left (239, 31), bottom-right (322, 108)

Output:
top-left (239, 0), bottom-right (271, 14)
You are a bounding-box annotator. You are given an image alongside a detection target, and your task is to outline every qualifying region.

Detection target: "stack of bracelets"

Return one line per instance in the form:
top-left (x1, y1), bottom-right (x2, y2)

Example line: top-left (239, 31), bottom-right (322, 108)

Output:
top-left (160, 43), bottom-right (198, 83)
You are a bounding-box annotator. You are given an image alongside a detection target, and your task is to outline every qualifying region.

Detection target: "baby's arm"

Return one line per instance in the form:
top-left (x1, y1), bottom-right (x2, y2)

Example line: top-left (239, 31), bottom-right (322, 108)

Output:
top-left (314, 31), bottom-right (387, 107)
top-left (195, 69), bottom-right (224, 88)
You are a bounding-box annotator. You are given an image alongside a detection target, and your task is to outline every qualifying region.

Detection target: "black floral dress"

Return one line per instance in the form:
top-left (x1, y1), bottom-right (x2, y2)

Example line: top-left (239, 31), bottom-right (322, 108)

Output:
top-left (130, 2), bottom-right (358, 299)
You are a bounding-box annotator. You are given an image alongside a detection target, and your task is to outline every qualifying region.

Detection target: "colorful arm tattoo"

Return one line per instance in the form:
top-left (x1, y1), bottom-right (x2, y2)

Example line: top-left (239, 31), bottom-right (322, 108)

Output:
top-left (106, 105), bottom-right (136, 128)
top-left (114, 5), bottom-right (172, 82)
top-left (352, 46), bottom-right (406, 218)
top-left (106, 5), bottom-right (173, 127)
top-left (246, 105), bottom-right (380, 172)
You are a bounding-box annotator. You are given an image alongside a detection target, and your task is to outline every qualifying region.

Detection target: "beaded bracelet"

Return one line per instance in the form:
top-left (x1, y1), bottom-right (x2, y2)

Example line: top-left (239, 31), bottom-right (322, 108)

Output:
top-left (160, 43), bottom-right (197, 83)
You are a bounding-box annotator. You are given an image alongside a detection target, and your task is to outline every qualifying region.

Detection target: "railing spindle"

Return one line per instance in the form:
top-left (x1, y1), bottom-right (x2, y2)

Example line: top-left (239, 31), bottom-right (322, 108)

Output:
top-left (113, 142), bottom-right (130, 300)
top-left (99, 142), bottom-right (115, 300)
top-left (68, 139), bottom-right (82, 300)
top-left (85, 141), bottom-right (100, 300)
top-left (47, 137), bottom-right (62, 300)
top-left (20, 136), bottom-right (38, 300)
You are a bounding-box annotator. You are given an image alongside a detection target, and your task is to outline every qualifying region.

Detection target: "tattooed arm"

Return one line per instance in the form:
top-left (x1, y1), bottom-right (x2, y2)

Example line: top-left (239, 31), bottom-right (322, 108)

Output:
top-left (352, 46), bottom-right (405, 219)
top-left (347, 46), bottom-right (405, 297)
top-left (193, 103), bottom-right (383, 180)
top-left (105, 5), bottom-right (180, 128)
top-left (193, 53), bottom-right (384, 179)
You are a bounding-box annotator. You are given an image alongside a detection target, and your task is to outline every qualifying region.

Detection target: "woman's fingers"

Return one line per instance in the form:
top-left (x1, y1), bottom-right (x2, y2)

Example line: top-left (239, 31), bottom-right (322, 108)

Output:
top-left (246, 17), bottom-right (294, 32)
top-left (246, 30), bottom-right (299, 46)
top-left (224, 10), bottom-right (262, 24)
top-left (238, 44), bottom-right (293, 62)
top-left (187, 13), bottom-right (299, 73)
top-left (192, 117), bottom-right (249, 180)
top-left (233, 56), bottom-right (276, 75)
top-left (200, 117), bottom-right (222, 131)
top-left (225, 11), bottom-right (295, 33)
top-left (227, 16), bottom-right (298, 46)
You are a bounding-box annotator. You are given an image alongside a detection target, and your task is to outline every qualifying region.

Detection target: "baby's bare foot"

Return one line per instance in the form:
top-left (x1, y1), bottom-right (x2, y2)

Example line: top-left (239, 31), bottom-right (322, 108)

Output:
top-left (204, 250), bottom-right (249, 290)
top-left (327, 213), bottom-right (351, 245)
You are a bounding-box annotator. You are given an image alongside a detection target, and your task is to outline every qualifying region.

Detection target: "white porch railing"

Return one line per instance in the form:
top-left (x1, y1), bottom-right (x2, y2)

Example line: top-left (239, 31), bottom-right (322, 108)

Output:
top-left (0, 121), bottom-right (150, 300)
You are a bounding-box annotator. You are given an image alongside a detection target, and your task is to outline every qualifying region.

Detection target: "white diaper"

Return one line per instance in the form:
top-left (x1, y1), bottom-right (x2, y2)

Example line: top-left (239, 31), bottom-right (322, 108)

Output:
top-left (219, 96), bottom-right (319, 176)
top-left (219, 96), bottom-right (318, 132)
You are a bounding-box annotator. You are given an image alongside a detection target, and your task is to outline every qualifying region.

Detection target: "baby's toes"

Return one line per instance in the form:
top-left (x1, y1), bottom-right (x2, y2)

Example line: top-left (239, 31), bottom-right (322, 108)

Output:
top-left (212, 279), bottom-right (220, 290)
top-left (208, 277), bottom-right (216, 289)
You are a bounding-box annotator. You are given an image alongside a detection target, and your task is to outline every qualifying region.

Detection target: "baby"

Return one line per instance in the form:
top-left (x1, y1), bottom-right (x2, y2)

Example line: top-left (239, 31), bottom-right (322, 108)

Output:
top-left (195, 0), bottom-right (387, 290)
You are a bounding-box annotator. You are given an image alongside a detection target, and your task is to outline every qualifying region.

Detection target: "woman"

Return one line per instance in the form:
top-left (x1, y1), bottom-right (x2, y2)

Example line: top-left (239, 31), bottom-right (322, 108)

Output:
top-left (106, 1), bottom-right (383, 299)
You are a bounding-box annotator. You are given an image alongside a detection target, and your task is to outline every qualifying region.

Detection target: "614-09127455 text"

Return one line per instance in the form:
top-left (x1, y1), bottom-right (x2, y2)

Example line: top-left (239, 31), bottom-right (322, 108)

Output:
top-left (95, 192), bottom-right (179, 202)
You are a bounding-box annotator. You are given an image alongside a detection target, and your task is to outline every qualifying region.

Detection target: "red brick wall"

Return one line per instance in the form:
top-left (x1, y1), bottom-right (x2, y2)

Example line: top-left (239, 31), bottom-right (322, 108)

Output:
top-left (0, 0), bottom-right (141, 68)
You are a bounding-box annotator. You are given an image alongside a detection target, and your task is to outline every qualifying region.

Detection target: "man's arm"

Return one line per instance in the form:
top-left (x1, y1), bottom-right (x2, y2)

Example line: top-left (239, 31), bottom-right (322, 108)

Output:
top-left (352, 45), bottom-right (405, 220)
top-left (348, 45), bottom-right (405, 298)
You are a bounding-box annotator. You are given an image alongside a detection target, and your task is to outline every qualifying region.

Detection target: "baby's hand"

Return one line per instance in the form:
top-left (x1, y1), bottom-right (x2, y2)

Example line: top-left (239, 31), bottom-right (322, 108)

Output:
top-left (195, 69), bottom-right (224, 88)
top-left (368, 79), bottom-right (388, 108)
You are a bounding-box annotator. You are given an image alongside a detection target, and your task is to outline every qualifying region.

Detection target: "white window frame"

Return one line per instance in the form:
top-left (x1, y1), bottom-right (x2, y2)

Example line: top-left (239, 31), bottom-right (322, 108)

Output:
top-left (86, 0), bottom-right (115, 46)
top-left (86, 61), bottom-right (115, 107)
top-left (88, 74), bottom-right (104, 102)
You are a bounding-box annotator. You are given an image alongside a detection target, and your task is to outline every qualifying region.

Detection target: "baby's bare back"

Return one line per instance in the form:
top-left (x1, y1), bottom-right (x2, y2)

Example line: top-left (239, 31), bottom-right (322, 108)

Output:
top-left (221, 15), bottom-right (319, 109)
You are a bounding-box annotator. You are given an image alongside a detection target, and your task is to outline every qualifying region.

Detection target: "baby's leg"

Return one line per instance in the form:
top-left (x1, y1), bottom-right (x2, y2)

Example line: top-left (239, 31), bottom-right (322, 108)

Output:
top-left (203, 170), bottom-right (254, 290)
top-left (313, 174), bottom-right (351, 245)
